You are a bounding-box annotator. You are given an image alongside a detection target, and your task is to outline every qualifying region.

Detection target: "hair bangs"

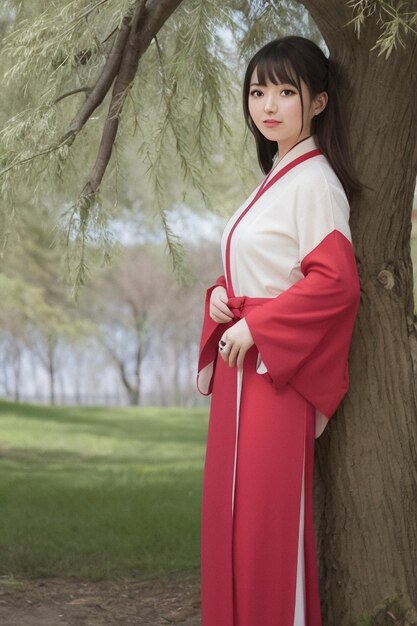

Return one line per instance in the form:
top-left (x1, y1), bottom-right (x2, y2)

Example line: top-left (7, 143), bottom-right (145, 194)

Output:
top-left (255, 52), bottom-right (300, 92)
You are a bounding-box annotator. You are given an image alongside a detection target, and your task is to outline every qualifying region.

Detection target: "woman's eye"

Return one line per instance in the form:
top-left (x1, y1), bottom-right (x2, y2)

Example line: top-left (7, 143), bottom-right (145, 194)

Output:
top-left (281, 89), bottom-right (295, 96)
top-left (250, 89), bottom-right (263, 97)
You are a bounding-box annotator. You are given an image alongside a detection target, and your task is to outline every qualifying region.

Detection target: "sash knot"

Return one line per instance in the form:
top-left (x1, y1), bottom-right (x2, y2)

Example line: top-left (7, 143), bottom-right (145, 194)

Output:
top-left (227, 295), bottom-right (271, 320)
top-left (227, 296), bottom-right (247, 319)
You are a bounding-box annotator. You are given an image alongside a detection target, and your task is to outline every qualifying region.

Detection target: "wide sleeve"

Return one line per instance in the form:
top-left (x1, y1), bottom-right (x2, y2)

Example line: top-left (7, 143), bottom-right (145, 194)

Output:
top-left (244, 175), bottom-right (361, 430)
top-left (196, 274), bottom-right (231, 395)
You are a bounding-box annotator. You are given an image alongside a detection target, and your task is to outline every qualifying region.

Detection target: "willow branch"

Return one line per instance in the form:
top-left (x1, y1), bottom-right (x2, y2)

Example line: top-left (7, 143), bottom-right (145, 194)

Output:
top-left (54, 86), bottom-right (91, 104)
top-left (81, 0), bottom-right (184, 197)
top-left (68, 0), bottom-right (112, 27)
top-left (0, 135), bottom-right (73, 177)
top-left (81, 0), bottom-right (147, 196)
top-left (101, 26), bottom-right (118, 46)
top-left (0, 0), bottom-right (185, 192)
top-left (62, 11), bottom-right (133, 141)
top-left (0, 13), bottom-right (132, 179)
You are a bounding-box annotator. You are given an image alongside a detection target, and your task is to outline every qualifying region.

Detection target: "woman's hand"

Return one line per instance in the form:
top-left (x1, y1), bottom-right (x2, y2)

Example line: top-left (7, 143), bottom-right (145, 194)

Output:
top-left (219, 318), bottom-right (254, 369)
top-left (210, 286), bottom-right (234, 323)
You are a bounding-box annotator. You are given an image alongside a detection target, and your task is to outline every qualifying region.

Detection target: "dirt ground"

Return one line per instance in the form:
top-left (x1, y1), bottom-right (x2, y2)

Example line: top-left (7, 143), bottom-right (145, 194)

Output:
top-left (0, 574), bottom-right (201, 626)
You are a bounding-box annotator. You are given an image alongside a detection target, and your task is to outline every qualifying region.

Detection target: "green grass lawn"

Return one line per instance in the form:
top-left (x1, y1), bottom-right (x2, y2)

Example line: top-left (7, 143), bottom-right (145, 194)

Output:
top-left (0, 400), bottom-right (209, 581)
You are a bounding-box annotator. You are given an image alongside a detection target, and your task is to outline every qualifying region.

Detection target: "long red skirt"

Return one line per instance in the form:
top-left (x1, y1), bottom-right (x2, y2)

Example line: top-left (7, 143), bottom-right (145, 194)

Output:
top-left (200, 344), bottom-right (322, 626)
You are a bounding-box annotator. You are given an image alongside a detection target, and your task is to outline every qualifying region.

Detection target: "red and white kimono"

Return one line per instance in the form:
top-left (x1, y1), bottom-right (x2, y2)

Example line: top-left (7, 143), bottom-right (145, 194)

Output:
top-left (197, 135), bottom-right (361, 626)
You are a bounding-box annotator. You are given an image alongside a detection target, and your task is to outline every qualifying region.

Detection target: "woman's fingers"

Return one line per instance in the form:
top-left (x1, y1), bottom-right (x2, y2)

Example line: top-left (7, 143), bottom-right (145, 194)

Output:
top-left (219, 342), bottom-right (241, 367)
top-left (210, 302), bottom-right (233, 323)
top-left (213, 299), bottom-right (233, 319)
top-left (209, 286), bottom-right (234, 323)
top-left (219, 345), bottom-right (228, 362)
top-left (210, 309), bottom-right (233, 323)
top-left (227, 342), bottom-right (240, 368)
top-left (218, 334), bottom-right (231, 363)
top-left (219, 320), bottom-right (253, 367)
top-left (236, 346), bottom-right (247, 370)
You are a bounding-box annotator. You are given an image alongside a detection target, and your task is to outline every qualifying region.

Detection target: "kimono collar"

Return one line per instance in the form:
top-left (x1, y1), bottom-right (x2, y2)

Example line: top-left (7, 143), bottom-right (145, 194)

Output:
top-left (272, 135), bottom-right (320, 176)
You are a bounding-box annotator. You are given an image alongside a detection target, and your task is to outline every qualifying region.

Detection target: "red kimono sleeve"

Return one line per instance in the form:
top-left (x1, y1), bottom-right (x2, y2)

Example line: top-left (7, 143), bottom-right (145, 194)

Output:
top-left (244, 229), bottom-right (361, 419)
top-left (197, 275), bottom-right (230, 395)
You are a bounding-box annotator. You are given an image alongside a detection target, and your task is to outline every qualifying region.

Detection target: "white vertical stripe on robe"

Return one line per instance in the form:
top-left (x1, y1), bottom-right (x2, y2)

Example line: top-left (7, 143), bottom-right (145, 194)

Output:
top-left (293, 436), bottom-right (306, 625)
top-left (231, 366), bottom-right (243, 515)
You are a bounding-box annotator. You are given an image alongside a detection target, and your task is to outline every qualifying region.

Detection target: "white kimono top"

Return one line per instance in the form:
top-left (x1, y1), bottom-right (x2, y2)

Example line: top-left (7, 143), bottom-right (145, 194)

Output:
top-left (198, 134), bottom-right (361, 438)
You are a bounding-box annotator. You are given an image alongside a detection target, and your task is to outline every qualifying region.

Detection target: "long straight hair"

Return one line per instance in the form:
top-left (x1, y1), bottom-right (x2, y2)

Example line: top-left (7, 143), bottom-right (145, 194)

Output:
top-left (242, 36), bottom-right (363, 202)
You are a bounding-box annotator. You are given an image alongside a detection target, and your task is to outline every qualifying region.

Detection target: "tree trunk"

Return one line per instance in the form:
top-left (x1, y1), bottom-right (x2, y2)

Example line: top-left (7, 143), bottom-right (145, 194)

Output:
top-left (47, 337), bottom-right (56, 405)
top-left (128, 387), bottom-right (139, 405)
top-left (134, 343), bottom-right (142, 406)
top-left (298, 1), bottom-right (417, 623)
top-left (12, 344), bottom-right (21, 403)
top-left (111, 355), bottom-right (139, 406)
top-left (1, 350), bottom-right (12, 397)
top-left (171, 339), bottom-right (182, 406)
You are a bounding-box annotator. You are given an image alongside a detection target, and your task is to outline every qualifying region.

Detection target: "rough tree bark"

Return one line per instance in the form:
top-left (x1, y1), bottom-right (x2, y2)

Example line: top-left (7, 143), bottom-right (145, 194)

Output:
top-left (298, 1), bottom-right (417, 624)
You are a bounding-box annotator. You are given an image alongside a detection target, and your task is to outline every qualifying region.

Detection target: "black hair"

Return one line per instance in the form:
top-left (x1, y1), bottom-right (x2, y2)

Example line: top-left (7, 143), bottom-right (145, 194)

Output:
top-left (242, 36), bottom-right (363, 202)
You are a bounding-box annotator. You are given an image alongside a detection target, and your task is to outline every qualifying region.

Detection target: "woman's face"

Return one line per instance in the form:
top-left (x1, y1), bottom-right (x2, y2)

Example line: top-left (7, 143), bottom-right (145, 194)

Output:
top-left (248, 66), bottom-right (325, 147)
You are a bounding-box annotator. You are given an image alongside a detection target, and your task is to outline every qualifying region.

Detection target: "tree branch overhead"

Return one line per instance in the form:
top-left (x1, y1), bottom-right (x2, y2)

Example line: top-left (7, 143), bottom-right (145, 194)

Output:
top-left (72, 0), bottom-right (184, 202)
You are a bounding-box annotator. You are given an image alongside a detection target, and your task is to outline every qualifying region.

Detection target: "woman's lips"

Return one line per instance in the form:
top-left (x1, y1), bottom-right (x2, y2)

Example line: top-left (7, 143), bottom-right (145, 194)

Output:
top-left (263, 120), bottom-right (282, 127)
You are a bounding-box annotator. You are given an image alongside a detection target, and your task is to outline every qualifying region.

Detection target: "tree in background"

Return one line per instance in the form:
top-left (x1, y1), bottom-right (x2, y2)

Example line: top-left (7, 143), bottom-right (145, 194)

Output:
top-left (30, 311), bottom-right (91, 405)
top-left (81, 239), bottom-right (223, 406)
top-left (1, 1), bottom-right (417, 624)
top-left (0, 205), bottom-right (93, 403)
top-left (0, 273), bottom-right (91, 404)
top-left (0, 233), bottom-right (224, 406)
top-left (83, 245), bottom-right (171, 405)
top-left (0, 275), bottom-right (34, 401)
top-left (148, 237), bottom-right (225, 406)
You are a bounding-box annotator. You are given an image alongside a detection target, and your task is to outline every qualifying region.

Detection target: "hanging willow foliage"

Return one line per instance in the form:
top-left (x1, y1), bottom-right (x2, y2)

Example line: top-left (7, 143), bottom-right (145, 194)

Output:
top-left (0, 0), bottom-right (415, 288)
top-left (1, 0), bottom-right (238, 287)
top-left (345, 0), bottom-right (417, 57)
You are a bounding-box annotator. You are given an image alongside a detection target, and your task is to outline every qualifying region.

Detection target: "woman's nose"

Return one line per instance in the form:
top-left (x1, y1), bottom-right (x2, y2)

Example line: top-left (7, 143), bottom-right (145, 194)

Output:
top-left (264, 96), bottom-right (278, 113)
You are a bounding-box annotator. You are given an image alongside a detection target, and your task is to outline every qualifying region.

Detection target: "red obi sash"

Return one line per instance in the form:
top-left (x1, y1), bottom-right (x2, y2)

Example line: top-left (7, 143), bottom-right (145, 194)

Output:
top-left (197, 292), bottom-right (272, 396)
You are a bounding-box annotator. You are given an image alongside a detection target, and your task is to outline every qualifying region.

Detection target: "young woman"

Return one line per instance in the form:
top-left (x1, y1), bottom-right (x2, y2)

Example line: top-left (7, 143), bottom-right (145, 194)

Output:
top-left (197, 36), bottom-right (362, 626)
